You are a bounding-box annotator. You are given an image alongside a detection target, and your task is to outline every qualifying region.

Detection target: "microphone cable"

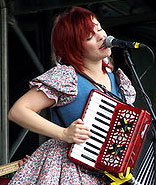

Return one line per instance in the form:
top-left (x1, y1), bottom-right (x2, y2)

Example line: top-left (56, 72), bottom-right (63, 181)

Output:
top-left (139, 45), bottom-right (155, 80)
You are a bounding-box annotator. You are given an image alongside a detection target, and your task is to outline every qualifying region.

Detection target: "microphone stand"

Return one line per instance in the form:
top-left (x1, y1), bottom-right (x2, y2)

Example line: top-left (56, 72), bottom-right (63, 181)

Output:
top-left (123, 48), bottom-right (156, 184)
top-left (123, 49), bottom-right (156, 129)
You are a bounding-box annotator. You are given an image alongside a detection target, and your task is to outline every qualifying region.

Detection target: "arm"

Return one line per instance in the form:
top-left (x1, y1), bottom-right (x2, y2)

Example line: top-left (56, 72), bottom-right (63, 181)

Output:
top-left (8, 87), bottom-right (91, 144)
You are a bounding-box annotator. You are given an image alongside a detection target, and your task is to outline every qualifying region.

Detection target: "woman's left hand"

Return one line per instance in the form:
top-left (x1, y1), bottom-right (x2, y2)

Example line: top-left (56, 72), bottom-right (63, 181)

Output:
top-left (18, 155), bottom-right (30, 167)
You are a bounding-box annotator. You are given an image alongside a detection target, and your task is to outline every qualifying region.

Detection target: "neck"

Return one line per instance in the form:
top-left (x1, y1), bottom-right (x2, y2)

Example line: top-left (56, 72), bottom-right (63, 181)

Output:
top-left (83, 60), bottom-right (104, 76)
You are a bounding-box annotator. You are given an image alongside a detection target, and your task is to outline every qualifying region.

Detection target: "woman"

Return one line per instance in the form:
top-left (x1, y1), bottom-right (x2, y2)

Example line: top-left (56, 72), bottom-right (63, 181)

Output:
top-left (8, 6), bottom-right (136, 185)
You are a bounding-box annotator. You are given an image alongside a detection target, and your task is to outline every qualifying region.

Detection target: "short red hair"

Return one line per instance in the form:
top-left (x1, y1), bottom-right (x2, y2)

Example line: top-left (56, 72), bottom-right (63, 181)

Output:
top-left (51, 7), bottom-right (97, 73)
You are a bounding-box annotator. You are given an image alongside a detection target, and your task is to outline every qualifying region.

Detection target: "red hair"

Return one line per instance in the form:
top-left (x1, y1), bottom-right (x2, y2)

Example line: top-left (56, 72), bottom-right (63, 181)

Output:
top-left (51, 7), bottom-right (97, 73)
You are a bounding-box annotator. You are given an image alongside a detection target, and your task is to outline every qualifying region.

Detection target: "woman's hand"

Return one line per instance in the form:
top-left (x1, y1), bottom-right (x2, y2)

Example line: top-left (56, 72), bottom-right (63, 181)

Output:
top-left (62, 119), bottom-right (92, 144)
top-left (18, 155), bottom-right (30, 167)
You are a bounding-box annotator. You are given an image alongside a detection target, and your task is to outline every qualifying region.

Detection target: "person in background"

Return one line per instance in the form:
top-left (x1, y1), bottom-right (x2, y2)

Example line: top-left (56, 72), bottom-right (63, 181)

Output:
top-left (8, 6), bottom-right (136, 184)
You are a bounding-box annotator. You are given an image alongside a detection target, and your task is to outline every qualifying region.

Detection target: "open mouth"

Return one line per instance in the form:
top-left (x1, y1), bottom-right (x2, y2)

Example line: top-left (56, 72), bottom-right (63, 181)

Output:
top-left (99, 40), bottom-right (106, 49)
top-left (99, 43), bottom-right (106, 49)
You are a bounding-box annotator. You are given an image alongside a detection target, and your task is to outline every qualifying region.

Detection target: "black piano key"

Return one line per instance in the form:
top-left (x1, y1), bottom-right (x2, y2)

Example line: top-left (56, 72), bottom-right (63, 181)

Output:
top-left (90, 136), bottom-right (103, 144)
top-left (86, 142), bottom-right (100, 150)
top-left (92, 124), bottom-right (107, 134)
top-left (81, 154), bottom-right (96, 163)
top-left (90, 129), bottom-right (106, 139)
top-left (101, 99), bottom-right (115, 108)
top-left (97, 111), bottom-right (111, 120)
top-left (84, 147), bottom-right (98, 156)
top-left (95, 117), bottom-right (109, 126)
top-left (99, 104), bottom-right (114, 113)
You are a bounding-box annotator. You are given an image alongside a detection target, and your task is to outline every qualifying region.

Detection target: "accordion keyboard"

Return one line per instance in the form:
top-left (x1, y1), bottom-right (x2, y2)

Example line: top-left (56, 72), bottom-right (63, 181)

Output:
top-left (70, 91), bottom-right (117, 167)
top-left (68, 89), bottom-right (151, 174)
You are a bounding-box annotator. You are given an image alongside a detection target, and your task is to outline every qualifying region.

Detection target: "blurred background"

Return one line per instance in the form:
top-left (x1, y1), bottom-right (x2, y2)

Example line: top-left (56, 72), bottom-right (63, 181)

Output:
top-left (0, 0), bottom-right (156, 178)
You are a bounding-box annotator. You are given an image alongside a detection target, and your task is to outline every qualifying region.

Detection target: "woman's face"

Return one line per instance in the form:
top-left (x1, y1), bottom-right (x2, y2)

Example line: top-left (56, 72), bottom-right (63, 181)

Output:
top-left (82, 17), bottom-right (111, 63)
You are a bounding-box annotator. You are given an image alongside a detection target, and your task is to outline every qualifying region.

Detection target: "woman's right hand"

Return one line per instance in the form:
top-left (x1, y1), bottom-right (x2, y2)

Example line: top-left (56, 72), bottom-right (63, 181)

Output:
top-left (62, 118), bottom-right (92, 144)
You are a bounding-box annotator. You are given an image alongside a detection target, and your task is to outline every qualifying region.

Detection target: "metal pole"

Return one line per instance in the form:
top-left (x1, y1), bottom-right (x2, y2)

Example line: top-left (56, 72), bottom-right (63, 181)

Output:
top-left (0, 0), bottom-right (9, 164)
top-left (9, 18), bottom-right (44, 74)
top-left (8, 18), bottom-right (44, 160)
top-left (9, 129), bottom-right (29, 160)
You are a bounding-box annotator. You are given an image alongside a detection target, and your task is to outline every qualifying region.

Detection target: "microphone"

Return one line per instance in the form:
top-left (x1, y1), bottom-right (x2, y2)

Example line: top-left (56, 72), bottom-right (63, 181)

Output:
top-left (104, 35), bottom-right (147, 49)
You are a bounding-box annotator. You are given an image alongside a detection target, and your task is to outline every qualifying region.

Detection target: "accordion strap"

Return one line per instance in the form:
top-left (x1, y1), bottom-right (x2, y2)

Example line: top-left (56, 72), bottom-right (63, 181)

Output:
top-left (79, 72), bottom-right (125, 103)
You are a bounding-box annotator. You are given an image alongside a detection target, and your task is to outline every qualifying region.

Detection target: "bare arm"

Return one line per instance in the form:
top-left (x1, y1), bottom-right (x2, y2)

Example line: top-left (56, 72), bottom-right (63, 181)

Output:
top-left (8, 87), bottom-right (91, 144)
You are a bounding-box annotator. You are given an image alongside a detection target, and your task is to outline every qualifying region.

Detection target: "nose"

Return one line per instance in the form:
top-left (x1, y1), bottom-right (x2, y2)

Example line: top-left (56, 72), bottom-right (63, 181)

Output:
top-left (96, 32), bottom-right (104, 42)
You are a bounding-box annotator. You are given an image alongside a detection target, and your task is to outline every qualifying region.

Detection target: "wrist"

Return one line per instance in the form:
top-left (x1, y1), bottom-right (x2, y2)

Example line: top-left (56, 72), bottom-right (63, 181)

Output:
top-left (58, 127), bottom-right (66, 142)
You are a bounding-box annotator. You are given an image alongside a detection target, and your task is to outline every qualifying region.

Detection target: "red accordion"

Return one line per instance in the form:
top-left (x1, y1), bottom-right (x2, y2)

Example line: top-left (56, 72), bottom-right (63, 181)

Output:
top-left (68, 89), bottom-right (151, 174)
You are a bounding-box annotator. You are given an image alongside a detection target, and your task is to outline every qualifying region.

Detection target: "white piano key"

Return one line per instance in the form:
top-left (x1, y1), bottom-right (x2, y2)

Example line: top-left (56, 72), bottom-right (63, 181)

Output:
top-left (99, 103), bottom-right (115, 113)
top-left (87, 104), bottom-right (113, 118)
top-left (91, 125), bottom-right (107, 138)
top-left (84, 110), bottom-right (111, 125)
top-left (83, 109), bottom-right (96, 119)
top-left (83, 110), bottom-right (107, 123)
top-left (90, 132), bottom-right (105, 143)
top-left (83, 124), bottom-right (107, 139)
top-left (92, 92), bottom-right (117, 107)
top-left (70, 152), bottom-right (95, 167)
top-left (72, 146), bottom-right (98, 161)
top-left (90, 94), bottom-right (114, 105)
top-left (77, 142), bottom-right (100, 154)
top-left (87, 100), bottom-right (100, 111)
top-left (85, 99), bottom-right (115, 123)
top-left (83, 116), bottom-right (110, 132)
top-left (76, 139), bottom-right (102, 152)
top-left (90, 96), bottom-right (116, 112)
top-left (95, 113), bottom-right (111, 122)
top-left (85, 116), bottom-right (110, 130)
top-left (92, 125), bottom-right (108, 137)
top-left (97, 110), bottom-right (113, 119)
top-left (73, 144), bottom-right (99, 158)
top-left (85, 137), bottom-right (103, 149)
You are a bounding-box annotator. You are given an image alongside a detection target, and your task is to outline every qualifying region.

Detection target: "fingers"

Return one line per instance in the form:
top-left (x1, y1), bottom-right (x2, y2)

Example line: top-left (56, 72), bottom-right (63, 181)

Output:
top-left (72, 119), bottom-right (92, 138)
top-left (73, 126), bottom-right (91, 140)
top-left (18, 160), bottom-right (24, 167)
top-left (72, 130), bottom-right (91, 144)
top-left (73, 118), bottom-right (90, 131)
top-left (18, 155), bottom-right (30, 167)
top-left (62, 118), bottom-right (92, 144)
top-left (74, 119), bottom-right (92, 143)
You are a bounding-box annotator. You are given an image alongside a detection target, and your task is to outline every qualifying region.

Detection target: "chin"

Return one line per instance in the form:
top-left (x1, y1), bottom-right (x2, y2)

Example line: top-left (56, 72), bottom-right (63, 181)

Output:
top-left (101, 48), bottom-right (111, 57)
top-left (102, 53), bottom-right (111, 59)
top-left (106, 48), bottom-right (112, 56)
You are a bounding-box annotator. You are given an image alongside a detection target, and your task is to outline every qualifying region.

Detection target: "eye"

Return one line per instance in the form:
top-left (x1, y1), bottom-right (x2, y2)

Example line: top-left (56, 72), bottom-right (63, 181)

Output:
top-left (86, 33), bottom-right (94, 41)
top-left (98, 28), bottom-right (103, 31)
top-left (86, 35), bottom-right (93, 41)
top-left (97, 26), bottom-right (103, 31)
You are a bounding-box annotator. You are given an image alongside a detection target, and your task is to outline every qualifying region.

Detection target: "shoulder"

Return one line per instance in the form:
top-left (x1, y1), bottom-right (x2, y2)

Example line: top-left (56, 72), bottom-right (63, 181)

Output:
top-left (29, 64), bottom-right (78, 106)
top-left (115, 68), bottom-right (136, 105)
top-left (116, 68), bottom-right (132, 85)
top-left (30, 64), bottom-right (77, 94)
top-left (35, 64), bottom-right (77, 82)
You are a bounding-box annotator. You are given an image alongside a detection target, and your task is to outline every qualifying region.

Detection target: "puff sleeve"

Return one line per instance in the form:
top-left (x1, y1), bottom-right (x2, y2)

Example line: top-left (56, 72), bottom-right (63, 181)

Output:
top-left (29, 64), bottom-right (78, 107)
top-left (116, 68), bottom-right (136, 105)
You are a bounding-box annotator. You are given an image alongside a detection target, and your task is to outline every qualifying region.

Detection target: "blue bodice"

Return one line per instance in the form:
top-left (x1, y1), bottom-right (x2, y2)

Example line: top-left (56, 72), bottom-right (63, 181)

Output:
top-left (50, 72), bottom-right (121, 127)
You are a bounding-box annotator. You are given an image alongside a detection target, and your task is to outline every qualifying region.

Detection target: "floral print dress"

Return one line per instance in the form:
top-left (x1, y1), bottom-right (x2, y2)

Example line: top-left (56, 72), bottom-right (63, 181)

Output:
top-left (8, 64), bottom-right (136, 185)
